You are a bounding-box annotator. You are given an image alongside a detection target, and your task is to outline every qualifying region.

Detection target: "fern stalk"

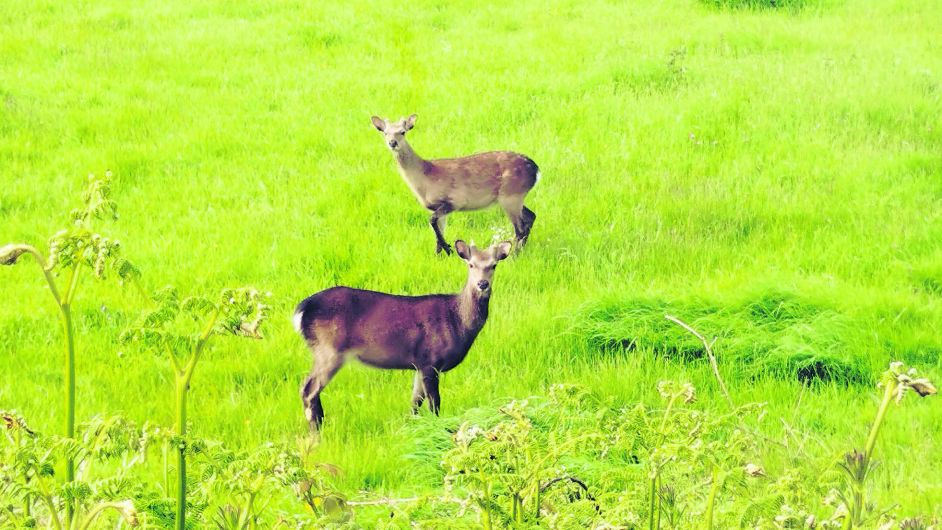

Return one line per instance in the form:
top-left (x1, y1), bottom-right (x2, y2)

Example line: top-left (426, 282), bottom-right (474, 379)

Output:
top-left (173, 306), bottom-right (222, 530)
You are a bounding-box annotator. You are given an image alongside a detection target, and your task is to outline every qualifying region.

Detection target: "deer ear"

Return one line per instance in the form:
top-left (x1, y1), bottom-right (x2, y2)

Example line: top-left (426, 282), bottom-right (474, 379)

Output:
top-left (371, 116), bottom-right (386, 132)
top-left (493, 241), bottom-right (512, 261)
top-left (455, 240), bottom-right (471, 260)
top-left (404, 114), bottom-right (417, 131)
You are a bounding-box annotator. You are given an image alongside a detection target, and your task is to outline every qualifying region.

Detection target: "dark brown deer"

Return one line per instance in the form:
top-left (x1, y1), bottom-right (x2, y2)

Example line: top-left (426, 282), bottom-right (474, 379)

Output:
top-left (371, 114), bottom-right (539, 255)
top-left (293, 240), bottom-right (512, 429)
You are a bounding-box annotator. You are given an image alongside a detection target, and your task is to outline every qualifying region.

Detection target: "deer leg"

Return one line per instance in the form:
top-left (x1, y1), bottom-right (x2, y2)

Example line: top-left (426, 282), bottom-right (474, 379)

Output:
top-left (499, 196), bottom-right (528, 249)
top-left (411, 371), bottom-right (427, 414)
top-left (519, 206), bottom-right (536, 247)
top-left (429, 207), bottom-right (452, 255)
top-left (421, 368), bottom-right (441, 415)
top-left (300, 346), bottom-right (345, 431)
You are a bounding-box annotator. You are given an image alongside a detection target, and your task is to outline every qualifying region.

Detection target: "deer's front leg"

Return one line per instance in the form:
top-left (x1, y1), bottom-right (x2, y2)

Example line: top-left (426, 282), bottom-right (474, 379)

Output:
top-left (429, 205), bottom-right (452, 255)
top-left (421, 367), bottom-right (441, 415)
top-left (411, 371), bottom-right (427, 414)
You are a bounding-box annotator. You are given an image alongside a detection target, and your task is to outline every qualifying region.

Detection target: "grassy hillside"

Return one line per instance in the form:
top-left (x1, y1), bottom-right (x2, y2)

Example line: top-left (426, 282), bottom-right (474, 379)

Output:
top-left (1, 0), bottom-right (941, 525)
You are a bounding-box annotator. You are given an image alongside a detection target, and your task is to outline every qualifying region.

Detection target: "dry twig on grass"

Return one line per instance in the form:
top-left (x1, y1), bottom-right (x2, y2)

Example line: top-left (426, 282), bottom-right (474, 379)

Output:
top-left (665, 314), bottom-right (734, 410)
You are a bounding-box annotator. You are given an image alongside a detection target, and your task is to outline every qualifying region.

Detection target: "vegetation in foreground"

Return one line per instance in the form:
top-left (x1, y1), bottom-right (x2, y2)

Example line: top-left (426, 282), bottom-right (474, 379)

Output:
top-left (1, 357), bottom-right (937, 528)
top-left (2, 0), bottom-right (941, 527)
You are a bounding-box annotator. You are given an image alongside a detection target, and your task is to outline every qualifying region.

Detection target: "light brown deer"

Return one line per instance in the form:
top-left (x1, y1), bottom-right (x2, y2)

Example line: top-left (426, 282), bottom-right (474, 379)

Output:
top-left (371, 114), bottom-right (539, 255)
top-left (293, 240), bottom-right (512, 429)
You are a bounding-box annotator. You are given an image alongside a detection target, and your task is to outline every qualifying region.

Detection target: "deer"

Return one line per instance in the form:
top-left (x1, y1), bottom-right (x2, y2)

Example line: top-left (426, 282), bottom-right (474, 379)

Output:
top-left (371, 114), bottom-right (539, 255)
top-left (293, 239), bottom-right (512, 430)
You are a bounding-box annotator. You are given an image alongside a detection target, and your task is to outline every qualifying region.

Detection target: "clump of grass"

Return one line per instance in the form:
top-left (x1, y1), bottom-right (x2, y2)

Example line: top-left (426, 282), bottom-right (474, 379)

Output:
top-left (609, 46), bottom-right (689, 96)
top-left (910, 252), bottom-right (942, 296)
top-left (576, 295), bottom-right (721, 360)
top-left (573, 288), bottom-right (873, 385)
top-left (699, 0), bottom-right (822, 10)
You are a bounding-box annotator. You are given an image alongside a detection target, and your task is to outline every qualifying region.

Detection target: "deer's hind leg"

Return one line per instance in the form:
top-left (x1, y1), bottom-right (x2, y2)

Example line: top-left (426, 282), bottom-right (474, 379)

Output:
top-left (300, 344), bottom-right (345, 430)
top-left (519, 205), bottom-right (536, 246)
top-left (499, 194), bottom-right (533, 250)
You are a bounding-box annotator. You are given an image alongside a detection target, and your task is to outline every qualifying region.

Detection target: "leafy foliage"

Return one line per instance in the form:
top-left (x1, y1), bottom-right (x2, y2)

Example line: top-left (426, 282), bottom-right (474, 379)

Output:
top-left (0, 412), bottom-right (142, 529)
top-left (2, 172), bottom-right (141, 283)
top-left (408, 365), bottom-right (936, 529)
top-left (121, 286), bottom-right (269, 361)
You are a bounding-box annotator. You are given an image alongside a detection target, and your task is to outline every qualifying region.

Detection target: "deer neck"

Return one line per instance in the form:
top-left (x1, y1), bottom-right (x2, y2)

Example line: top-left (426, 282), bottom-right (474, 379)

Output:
top-left (457, 283), bottom-right (490, 331)
top-left (393, 141), bottom-right (429, 197)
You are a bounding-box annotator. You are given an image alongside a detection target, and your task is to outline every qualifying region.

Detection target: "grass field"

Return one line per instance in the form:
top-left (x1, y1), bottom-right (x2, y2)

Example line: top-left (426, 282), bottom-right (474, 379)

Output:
top-left (2, 0), bottom-right (941, 527)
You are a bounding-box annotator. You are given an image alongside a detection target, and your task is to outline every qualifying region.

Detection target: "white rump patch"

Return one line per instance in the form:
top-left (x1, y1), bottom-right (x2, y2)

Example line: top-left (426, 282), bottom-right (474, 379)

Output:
top-left (534, 170), bottom-right (541, 187)
top-left (292, 310), bottom-right (304, 334)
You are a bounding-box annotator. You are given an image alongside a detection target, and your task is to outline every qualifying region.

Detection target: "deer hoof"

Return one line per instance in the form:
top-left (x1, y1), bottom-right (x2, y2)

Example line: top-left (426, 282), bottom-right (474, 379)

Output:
top-left (436, 243), bottom-right (453, 255)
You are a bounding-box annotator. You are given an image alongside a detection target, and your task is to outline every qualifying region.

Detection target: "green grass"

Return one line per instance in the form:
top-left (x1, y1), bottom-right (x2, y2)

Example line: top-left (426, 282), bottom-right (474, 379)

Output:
top-left (1, 0), bottom-right (941, 524)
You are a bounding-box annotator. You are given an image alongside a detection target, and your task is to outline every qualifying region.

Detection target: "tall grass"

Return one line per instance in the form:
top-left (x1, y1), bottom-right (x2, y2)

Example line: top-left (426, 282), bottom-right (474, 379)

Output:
top-left (1, 0), bottom-right (941, 522)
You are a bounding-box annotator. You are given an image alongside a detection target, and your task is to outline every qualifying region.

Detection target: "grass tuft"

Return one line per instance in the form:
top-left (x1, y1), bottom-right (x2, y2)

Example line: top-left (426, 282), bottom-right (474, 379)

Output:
top-left (574, 286), bottom-right (881, 385)
top-left (699, 0), bottom-right (830, 11)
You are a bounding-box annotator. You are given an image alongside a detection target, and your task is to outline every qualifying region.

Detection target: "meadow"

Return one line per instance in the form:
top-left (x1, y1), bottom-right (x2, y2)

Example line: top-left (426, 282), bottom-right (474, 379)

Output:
top-left (1, 0), bottom-right (941, 527)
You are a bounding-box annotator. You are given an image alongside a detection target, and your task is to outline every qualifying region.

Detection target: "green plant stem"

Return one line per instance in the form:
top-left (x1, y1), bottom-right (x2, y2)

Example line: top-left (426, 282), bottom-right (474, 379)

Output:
top-left (513, 492), bottom-right (524, 525)
top-left (39, 493), bottom-right (63, 530)
top-left (78, 503), bottom-right (125, 530)
top-left (511, 492), bottom-right (517, 523)
top-left (5, 246), bottom-right (73, 524)
top-left (841, 380), bottom-right (897, 530)
top-left (163, 442), bottom-right (170, 497)
top-left (659, 395), bottom-right (679, 433)
top-left (59, 303), bottom-right (76, 468)
top-left (533, 481), bottom-right (541, 520)
top-left (655, 475), bottom-right (661, 530)
top-left (864, 381), bottom-right (896, 460)
top-left (59, 302), bottom-right (76, 527)
top-left (173, 306), bottom-right (222, 530)
top-left (165, 353), bottom-right (179, 500)
top-left (174, 376), bottom-right (188, 530)
top-left (481, 483), bottom-right (493, 530)
top-left (705, 466), bottom-right (719, 530)
top-left (6, 245), bottom-right (63, 305)
top-left (647, 472), bottom-right (657, 530)
top-left (35, 478), bottom-right (63, 530)
top-left (14, 430), bottom-right (32, 520)
top-left (237, 493), bottom-right (257, 530)
top-left (842, 467), bottom-right (864, 529)
top-left (649, 394), bottom-right (681, 530)
top-left (60, 264), bottom-right (81, 528)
